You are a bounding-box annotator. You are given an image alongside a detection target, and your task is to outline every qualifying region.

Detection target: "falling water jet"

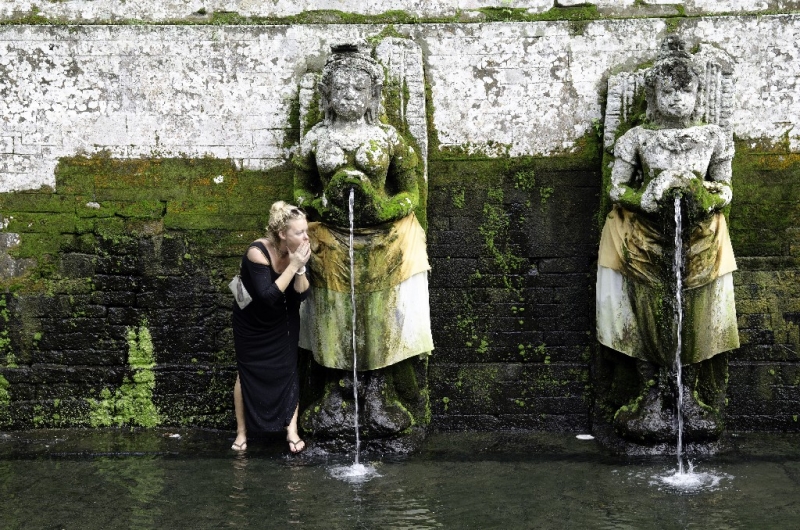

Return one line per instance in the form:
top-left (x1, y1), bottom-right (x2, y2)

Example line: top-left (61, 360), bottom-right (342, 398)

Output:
top-left (673, 194), bottom-right (685, 475)
top-left (327, 188), bottom-right (383, 483)
top-left (654, 195), bottom-right (730, 492)
top-left (349, 187), bottom-right (361, 465)
top-left (654, 195), bottom-right (710, 490)
top-left (328, 188), bottom-right (380, 483)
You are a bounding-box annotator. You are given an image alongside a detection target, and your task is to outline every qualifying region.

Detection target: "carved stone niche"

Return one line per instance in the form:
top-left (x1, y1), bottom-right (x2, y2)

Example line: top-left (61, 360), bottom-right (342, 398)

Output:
top-left (294, 38), bottom-right (432, 455)
top-left (299, 38), bottom-right (429, 182)
top-left (593, 36), bottom-right (738, 455)
top-left (603, 42), bottom-right (735, 151)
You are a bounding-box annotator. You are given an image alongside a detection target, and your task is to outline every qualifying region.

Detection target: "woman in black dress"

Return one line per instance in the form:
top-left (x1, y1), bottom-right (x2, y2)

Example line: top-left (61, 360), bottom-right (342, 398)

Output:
top-left (231, 201), bottom-right (310, 452)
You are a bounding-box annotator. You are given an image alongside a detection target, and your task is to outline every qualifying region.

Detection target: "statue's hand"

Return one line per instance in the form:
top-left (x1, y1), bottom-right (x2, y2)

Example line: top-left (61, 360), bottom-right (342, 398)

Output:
top-left (641, 169), bottom-right (696, 213)
top-left (322, 169), bottom-right (382, 226)
top-left (326, 169), bottom-right (375, 204)
top-left (683, 178), bottom-right (731, 217)
top-left (376, 193), bottom-right (416, 223)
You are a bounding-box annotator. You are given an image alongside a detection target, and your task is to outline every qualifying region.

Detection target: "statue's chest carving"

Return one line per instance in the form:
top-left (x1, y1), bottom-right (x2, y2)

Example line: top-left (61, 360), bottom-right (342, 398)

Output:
top-left (316, 126), bottom-right (390, 177)
top-left (638, 128), bottom-right (715, 178)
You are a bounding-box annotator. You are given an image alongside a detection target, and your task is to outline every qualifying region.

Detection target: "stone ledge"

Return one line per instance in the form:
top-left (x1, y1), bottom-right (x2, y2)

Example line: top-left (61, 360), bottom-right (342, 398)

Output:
top-left (1, 1), bottom-right (797, 24)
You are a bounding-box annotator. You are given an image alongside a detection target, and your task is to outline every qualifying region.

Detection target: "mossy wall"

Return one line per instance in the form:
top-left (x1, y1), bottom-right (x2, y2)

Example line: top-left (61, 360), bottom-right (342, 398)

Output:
top-left (0, 132), bottom-right (799, 434)
top-left (425, 140), bottom-right (600, 430)
top-left (725, 144), bottom-right (800, 431)
top-left (0, 14), bottom-right (799, 434)
top-left (0, 128), bottom-right (605, 431)
top-left (0, 155), bottom-right (292, 429)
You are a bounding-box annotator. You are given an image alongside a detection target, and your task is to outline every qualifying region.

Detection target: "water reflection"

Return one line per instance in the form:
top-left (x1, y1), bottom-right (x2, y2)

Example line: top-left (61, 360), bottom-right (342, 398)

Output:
top-left (325, 461), bottom-right (441, 529)
top-left (227, 453), bottom-right (249, 528)
top-left (1, 432), bottom-right (800, 528)
top-left (286, 466), bottom-right (305, 526)
top-left (231, 454), bottom-right (442, 529)
top-left (93, 456), bottom-right (165, 529)
top-left (0, 461), bottom-right (21, 525)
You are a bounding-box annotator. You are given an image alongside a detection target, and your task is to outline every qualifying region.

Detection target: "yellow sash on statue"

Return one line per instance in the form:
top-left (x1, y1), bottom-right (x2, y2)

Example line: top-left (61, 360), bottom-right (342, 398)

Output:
top-left (598, 205), bottom-right (736, 289)
top-left (306, 213), bottom-right (430, 293)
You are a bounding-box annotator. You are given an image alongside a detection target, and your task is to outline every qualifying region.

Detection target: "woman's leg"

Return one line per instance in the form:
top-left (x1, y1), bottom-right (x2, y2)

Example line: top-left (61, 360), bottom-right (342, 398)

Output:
top-left (232, 374), bottom-right (247, 450)
top-left (286, 405), bottom-right (305, 453)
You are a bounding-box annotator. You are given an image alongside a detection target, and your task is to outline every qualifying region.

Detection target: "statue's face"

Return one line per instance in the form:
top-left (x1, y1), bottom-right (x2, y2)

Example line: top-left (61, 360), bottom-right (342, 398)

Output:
top-left (329, 68), bottom-right (372, 121)
top-left (655, 76), bottom-right (698, 122)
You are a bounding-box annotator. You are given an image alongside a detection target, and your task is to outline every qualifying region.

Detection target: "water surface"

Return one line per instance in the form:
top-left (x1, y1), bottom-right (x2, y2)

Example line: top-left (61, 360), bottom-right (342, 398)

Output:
top-left (1, 430), bottom-right (799, 529)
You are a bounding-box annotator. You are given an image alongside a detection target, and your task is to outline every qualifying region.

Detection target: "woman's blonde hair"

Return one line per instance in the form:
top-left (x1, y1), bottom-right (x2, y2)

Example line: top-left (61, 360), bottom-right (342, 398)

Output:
top-left (266, 201), bottom-right (306, 247)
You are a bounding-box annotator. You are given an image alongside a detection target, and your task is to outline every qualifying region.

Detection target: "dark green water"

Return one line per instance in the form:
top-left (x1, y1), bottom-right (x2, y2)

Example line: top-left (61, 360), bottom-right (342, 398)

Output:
top-left (1, 430), bottom-right (799, 529)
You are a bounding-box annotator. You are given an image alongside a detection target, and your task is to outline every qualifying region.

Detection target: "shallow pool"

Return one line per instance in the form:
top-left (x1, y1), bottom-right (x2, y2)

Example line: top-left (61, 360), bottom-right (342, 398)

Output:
top-left (1, 430), bottom-right (799, 529)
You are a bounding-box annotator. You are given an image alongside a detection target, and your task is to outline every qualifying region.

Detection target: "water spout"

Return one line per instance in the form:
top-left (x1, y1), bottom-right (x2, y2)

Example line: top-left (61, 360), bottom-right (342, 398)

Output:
top-left (349, 187), bottom-right (361, 464)
top-left (673, 194), bottom-right (685, 474)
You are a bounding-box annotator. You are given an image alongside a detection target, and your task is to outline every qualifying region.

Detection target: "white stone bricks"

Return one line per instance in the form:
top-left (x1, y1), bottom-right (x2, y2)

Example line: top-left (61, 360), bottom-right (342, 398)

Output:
top-left (1, 17), bottom-right (800, 191)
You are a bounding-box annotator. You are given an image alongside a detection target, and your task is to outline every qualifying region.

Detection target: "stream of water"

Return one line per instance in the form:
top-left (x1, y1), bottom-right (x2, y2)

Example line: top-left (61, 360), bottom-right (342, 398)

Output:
top-left (656, 194), bottom-right (727, 490)
top-left (348, 187), bottom-right (361, 465)
top-left (673, 194), bottom-right (686, 475)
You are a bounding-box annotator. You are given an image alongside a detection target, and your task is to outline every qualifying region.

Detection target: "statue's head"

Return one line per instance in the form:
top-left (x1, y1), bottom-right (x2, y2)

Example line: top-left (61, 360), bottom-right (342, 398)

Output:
top-left (644, 36), bottom-right (701, 125)
top-left (319, 43), bottom-right (383, 125)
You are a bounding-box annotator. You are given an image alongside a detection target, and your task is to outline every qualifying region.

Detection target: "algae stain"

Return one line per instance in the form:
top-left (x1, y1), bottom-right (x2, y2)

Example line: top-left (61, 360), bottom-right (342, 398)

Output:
top-left (88, 321), bottom-right (160, 428)
top-left (0, 374), bottom-right (10, 427)
top-left (0, 298), bottom-right (16, 368)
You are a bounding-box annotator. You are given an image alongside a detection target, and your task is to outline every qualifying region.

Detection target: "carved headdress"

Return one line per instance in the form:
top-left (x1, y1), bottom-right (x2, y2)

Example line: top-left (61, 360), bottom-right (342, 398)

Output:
top-left (603, 34), bottom-right (736, 151)
top-left (318, 43), bottom-right (384, 124)
top-left (643, 35), bottom-right (702, 123)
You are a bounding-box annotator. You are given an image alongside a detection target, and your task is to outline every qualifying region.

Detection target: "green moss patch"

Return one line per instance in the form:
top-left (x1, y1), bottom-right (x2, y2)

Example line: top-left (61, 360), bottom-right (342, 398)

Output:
top-left (88, 322), bottom-right (160, 428)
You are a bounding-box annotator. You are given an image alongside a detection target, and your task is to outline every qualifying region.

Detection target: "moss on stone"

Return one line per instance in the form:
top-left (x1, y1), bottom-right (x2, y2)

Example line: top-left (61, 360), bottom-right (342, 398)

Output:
top-left (88, 322), bottom-right (160, 428)
top-left (0, 154), bottom-right (293, 294)
top-left (0, 4), bottom-right (790, 27)
top-left (476, 5), bottom-right (600, 23)
top-left (0, 374), bottom-right (10, 427)
top-left (455, 365), bottom-right (499, 406)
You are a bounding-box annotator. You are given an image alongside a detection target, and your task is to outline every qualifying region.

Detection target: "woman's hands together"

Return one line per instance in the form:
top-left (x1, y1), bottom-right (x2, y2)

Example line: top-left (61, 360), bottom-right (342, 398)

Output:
top-left (289, 241), bottom-right (311, 271)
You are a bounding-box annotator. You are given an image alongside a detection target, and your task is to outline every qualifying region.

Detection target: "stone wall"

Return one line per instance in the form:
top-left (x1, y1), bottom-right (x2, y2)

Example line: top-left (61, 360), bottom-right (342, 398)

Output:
top-left (3, 0), bottom-right (799, 22)
top-left (1, 13), bottom-right (799, 432)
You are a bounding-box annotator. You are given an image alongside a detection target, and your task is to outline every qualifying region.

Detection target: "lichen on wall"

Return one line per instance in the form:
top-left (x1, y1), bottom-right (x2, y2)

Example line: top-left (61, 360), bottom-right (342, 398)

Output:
top-left (0, 374), bottom-right (10, 428)
top-left (425, 135), bottom-right (600, 429)
top-left (0, 154), bottom-right (294, 429)
top-left (89, 322), bottom-right (159, 428)
top-left (0, 1), bottom-right (794, 24)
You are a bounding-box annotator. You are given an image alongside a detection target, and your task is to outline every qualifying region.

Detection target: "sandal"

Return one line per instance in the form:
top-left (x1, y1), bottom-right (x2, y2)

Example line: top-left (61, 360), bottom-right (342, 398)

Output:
top-left (287, 439), bottom-right (306, 454)
top-left (231, 441), bottom-right (247, 451)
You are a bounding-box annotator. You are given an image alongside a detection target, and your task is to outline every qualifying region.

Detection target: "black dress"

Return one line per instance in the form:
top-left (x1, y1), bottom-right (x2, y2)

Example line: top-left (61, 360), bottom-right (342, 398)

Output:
top-left (232, 241), bottom-right (306, 433)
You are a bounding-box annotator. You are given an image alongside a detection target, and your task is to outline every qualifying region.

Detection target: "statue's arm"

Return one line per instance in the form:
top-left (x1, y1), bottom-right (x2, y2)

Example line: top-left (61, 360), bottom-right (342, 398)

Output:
top-left (609, 158), bottom-right (647, 213)
top-left (704, 132), bottom-right (734, 209)
top-left (687, 132), bottom-right (733, 214)
top-left (702, 158), bottom-right (733, 209)
top-left (292, 136), bottom-right (327, 220)
top-left (609, 129), bottom-right (651, 213)
top-left (376, 132), bottom-right (420, 222)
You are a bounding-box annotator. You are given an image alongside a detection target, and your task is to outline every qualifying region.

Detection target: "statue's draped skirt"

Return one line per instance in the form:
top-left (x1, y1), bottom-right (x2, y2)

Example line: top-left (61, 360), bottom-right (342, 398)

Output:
top-left (299, 213), bottom-right (434, 370)
top-left (596, 205), bottom-right (739, 365)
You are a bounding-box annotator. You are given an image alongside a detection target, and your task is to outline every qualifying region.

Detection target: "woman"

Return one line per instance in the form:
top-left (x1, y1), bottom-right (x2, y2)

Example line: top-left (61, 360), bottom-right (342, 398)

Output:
top-left (231, 201), bottom-right (311, 452)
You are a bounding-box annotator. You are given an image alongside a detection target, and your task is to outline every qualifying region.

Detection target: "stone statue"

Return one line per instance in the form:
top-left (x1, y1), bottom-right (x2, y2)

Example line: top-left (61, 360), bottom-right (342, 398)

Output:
top-left (596, 36), bottom-right (739, 446)
top-left (293, 42), bottom-right (433, 449)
